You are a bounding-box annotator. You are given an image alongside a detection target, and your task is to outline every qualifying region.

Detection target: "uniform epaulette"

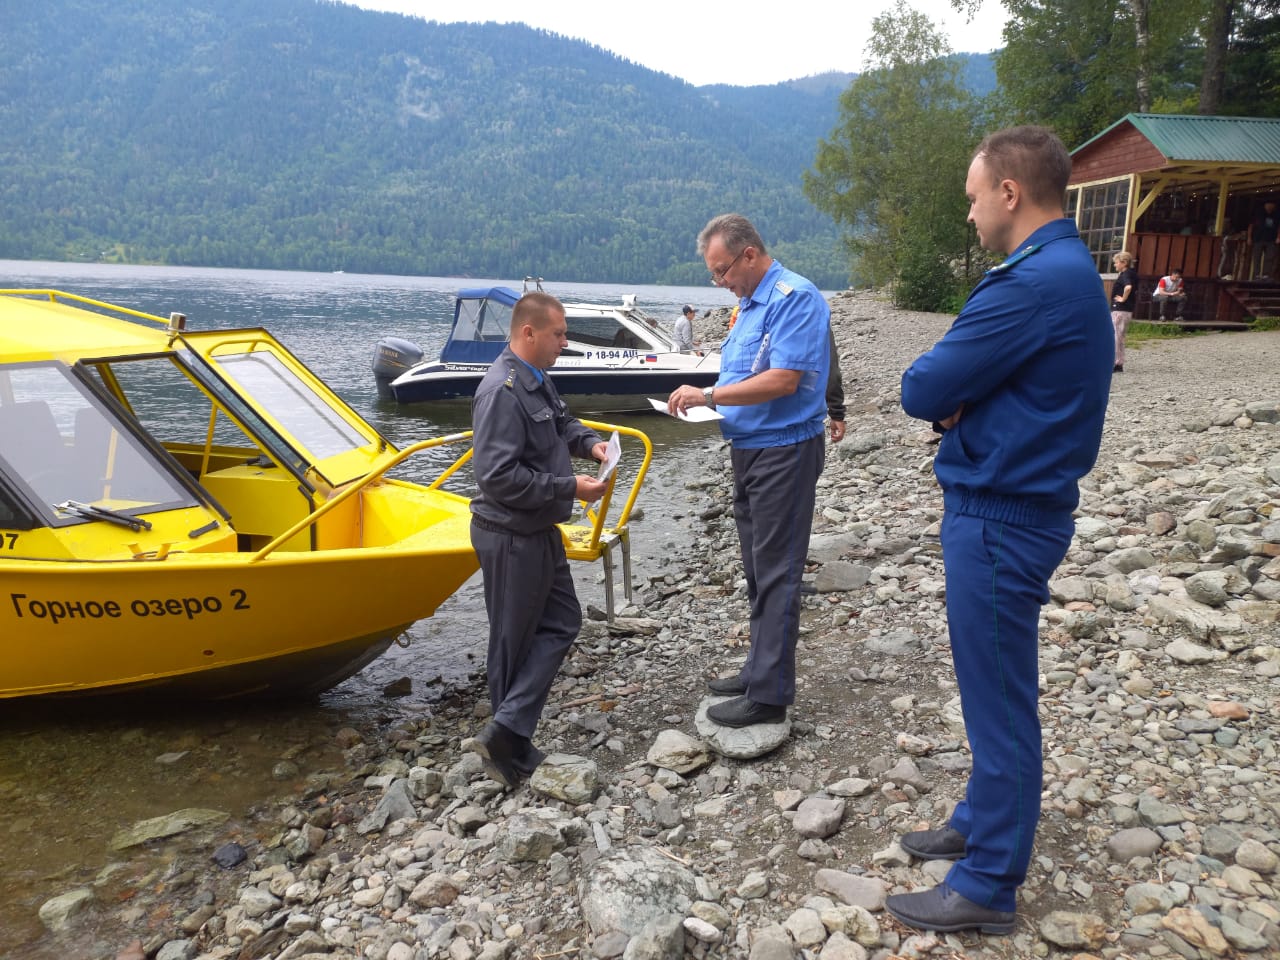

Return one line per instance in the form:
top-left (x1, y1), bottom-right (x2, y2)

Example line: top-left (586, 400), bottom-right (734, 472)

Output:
top-left (987, 243), bottom-right (1042, 275)
top-left (775, 280), bottom-right (794, 296)
top-left (503, 367), bottom-right (516, 389)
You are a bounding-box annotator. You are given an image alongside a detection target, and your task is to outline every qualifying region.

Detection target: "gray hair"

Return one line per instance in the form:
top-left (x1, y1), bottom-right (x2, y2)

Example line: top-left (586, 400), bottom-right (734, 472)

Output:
top-left (697, 213), bottom-right (768, 258)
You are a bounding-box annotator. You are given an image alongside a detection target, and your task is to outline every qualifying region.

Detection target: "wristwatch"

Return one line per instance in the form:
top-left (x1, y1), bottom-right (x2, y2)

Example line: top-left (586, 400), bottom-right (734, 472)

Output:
top-left (702, 385), bottom-right (716, 408)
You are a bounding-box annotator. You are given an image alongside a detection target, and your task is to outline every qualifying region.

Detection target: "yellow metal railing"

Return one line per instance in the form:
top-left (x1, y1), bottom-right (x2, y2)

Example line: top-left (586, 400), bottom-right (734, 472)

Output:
top-left (557, 420), bottom-right (653, 619)
top-left (0, 290), bottom-right (173, 327)
top-left (248, 432), bottom-right (474, 563)
top-left (247, 420), bottom-right (653, 620)
top-left (564, 419), bottom-right (653, 554)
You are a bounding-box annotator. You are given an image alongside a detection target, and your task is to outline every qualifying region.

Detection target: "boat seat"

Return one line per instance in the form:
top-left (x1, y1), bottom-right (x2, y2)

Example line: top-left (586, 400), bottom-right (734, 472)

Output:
top-left (0, 401), bottom-right (73, 497)
top-left (73, 405), bottom-right (113, 482)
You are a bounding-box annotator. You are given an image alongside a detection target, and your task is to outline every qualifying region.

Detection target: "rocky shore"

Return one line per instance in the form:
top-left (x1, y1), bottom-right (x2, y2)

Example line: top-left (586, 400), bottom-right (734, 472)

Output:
top-left (34, 292), bottom-right (1280, 960)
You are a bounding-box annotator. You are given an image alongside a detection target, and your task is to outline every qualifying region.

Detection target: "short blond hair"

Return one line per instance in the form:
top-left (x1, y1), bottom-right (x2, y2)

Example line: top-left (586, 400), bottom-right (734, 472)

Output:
top-left (1113, 251), bottom-right (1133, 266)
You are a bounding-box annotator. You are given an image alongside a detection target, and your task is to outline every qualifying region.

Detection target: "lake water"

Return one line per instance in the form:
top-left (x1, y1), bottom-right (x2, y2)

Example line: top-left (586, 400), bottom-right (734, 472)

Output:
top-left (0, 261), bottom-right (730, 955)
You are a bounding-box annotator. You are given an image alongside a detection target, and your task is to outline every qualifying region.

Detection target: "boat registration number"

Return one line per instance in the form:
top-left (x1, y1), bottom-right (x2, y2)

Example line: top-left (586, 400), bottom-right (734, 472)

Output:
top-left (582, 350), bottom-right (636, 360)
top-left (9, 588), bottom-right (252, 625)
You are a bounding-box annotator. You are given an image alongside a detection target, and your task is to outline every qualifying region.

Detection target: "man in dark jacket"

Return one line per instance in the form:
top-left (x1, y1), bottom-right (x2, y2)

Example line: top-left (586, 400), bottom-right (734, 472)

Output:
top-left (889, 126), bottom-right (1112, 935)
top-left (466, 292), bottom-right (608, 788)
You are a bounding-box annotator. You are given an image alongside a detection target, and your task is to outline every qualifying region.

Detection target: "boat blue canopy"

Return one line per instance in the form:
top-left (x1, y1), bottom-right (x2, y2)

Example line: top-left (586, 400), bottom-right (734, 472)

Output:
top-left (439, 287), bottom-right (520, 364)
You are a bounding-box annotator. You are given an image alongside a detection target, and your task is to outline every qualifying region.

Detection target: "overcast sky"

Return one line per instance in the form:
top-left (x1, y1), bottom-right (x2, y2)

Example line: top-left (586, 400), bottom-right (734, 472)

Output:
top-left (344, 1), bottom-right (1007, 88)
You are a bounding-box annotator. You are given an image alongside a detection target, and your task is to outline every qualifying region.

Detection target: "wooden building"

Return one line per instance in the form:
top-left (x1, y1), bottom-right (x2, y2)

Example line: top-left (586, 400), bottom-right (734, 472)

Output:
top-left (1068, 113), bottom-right (1280, 325)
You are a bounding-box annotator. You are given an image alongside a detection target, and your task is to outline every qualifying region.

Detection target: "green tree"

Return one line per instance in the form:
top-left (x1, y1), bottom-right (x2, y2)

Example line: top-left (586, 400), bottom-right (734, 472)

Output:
top-left (803, 2), bottom-right (981, 309)
top-left (953, 0), bottom-right (1280, 147)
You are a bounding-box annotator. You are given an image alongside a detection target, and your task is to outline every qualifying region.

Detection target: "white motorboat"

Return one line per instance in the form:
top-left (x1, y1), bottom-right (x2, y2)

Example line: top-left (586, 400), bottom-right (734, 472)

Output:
top-left (373, 284), bottom-right (719, 406)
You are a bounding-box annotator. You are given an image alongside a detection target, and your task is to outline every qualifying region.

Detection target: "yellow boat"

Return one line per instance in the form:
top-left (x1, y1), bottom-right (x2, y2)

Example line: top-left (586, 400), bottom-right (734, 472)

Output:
top-left (0, 289), bottom-right (489, 700)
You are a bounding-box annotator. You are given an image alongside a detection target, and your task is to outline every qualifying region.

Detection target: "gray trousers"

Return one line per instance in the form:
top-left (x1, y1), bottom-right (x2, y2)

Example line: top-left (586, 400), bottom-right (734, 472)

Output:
top-left (730, 433), bottom-right (825, 706)
top-left (471, 519), bottom-right (580, 738)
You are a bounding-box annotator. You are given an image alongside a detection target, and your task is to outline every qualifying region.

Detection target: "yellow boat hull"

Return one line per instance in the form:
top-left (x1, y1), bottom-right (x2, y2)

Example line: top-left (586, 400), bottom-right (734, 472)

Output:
top-left (0, 513), bottom-right (478, 699)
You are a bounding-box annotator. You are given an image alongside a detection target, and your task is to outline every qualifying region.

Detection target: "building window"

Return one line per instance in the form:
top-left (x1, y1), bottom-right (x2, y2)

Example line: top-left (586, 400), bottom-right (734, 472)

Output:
top-left (1074, 178), bottom-right (1131, 272)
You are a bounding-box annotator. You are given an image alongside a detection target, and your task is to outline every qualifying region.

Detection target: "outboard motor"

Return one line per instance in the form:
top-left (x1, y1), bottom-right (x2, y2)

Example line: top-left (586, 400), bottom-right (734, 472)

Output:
top-left (372, 337), bottom-right (424, 400)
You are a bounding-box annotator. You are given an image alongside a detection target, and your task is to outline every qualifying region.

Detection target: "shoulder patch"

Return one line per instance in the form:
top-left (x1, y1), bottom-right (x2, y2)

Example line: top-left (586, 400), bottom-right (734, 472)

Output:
top-left (987, 243), bottom-right (1042, 275)
top-left (775, 280), bottom-right (794, 296)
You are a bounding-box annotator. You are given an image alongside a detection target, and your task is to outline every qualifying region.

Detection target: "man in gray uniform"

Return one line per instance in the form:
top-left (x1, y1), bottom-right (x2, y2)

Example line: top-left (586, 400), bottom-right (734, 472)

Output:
top-left (467, 292), bottom-right (609, 788)
top-left (674, 304), bottom-right (696, 352)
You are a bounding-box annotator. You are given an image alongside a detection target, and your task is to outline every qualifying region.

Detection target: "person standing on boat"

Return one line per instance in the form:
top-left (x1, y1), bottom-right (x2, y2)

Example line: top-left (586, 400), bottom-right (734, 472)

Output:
top-left (466, 291), bottom-right (609, 788)
top-left (673, 304), bottom-right (697, 352)
top-left (667, 213), bottom-right (830, 729)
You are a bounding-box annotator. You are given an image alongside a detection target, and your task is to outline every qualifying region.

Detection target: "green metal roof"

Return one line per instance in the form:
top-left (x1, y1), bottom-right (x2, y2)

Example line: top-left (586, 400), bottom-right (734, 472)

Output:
top-left (1074, 113), bottom-right (1280, 164)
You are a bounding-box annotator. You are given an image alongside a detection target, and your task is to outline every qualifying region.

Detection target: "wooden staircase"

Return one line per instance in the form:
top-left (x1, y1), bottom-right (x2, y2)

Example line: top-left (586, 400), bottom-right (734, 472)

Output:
top-left (1221, 279), bottom-right (1280, 324)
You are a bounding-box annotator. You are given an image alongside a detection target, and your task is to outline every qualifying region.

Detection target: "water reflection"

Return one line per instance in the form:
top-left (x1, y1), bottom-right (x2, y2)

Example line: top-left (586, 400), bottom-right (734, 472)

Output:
top-left (0, 261), bottom-right (727, 954)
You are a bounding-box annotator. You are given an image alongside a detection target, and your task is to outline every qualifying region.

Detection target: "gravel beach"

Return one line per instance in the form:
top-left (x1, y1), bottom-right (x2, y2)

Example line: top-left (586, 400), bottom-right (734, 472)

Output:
top-left (29, 291), bottom-right (1280, 960)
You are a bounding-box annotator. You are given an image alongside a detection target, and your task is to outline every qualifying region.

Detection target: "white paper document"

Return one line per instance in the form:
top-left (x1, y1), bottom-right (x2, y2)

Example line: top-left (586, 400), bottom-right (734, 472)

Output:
top-left (647, 397), bottom-right (724, 421)
top-left (596, 430), bottom-right (622, 482)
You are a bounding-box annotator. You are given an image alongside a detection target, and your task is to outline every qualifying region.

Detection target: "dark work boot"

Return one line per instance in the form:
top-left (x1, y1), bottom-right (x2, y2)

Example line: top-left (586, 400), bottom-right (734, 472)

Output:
top-left (463, 721), bottom-right (521, 789)
top-left (512, 735), bottom-right (547, 779)
top-left (899, 826), bottom-right (967, 861)
top-left (707, 674), bottom-right (748, 695)
top-left (707, 696), bottom-right (786, 727)
top-left (885, 883), bottom-right (1015, 935)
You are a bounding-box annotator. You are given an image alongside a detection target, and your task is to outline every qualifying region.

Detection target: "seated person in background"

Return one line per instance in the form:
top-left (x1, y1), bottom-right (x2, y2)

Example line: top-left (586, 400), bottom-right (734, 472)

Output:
top-left (1152, 268), bottom-right (1187, 320)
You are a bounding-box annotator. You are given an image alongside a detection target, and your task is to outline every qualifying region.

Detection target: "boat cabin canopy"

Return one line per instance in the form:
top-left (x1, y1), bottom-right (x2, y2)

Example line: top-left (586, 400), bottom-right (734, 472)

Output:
top-left (441, 287), bottom-right (520, 364)
top-left (0, 291), bottom-right (396, 537)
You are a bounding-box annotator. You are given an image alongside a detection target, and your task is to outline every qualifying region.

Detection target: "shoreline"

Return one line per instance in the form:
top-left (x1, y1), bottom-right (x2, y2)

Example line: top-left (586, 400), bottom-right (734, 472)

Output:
top-left (23, 292), bottom-right (1280, 960)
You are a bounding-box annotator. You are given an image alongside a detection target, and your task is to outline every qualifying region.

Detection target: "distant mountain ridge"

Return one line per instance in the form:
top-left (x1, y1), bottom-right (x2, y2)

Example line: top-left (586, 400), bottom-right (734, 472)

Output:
top-left (0, 0), bottom-right (994, 287)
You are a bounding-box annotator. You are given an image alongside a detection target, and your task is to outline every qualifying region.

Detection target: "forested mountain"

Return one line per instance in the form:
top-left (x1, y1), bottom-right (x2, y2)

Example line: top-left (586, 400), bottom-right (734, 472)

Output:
top-left (0, 0), bottom-right (992, 287)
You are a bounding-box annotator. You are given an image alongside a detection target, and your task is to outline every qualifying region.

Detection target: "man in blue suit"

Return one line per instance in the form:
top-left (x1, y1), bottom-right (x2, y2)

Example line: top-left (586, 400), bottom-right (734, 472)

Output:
top-left (889, 126), bottom-right (1113, 934)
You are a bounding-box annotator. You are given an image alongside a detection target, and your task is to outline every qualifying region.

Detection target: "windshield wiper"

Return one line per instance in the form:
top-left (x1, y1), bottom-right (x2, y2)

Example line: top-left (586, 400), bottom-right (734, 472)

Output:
top-left (55, 500), bottom-right (154, 532)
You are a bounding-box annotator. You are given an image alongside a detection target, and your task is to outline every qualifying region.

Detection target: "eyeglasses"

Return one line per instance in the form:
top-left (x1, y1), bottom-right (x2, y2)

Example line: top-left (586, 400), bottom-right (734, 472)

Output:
top-left (709, 247), bottom-right (747, 285)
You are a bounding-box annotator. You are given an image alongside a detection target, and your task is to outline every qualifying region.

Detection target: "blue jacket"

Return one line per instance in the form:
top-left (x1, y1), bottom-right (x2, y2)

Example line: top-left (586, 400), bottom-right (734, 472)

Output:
top-left (901, 219), bottom-right (1112, 527)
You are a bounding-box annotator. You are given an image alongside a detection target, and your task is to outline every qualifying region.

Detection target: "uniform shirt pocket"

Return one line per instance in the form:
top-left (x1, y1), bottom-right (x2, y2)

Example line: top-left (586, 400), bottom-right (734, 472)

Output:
top-left (723, 331), bottom-right (764, 375)
top-left (527, 404), bottom-right (558, 451)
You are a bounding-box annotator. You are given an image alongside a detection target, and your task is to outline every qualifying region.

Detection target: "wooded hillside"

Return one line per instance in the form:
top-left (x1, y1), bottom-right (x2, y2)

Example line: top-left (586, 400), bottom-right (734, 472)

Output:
top-left (1, 0), bottom-right (990, 287)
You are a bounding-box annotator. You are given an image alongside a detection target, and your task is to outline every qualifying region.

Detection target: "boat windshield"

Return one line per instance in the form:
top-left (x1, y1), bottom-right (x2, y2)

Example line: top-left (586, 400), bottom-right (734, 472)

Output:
top-left (453, 295), bottom-right (515, 344)
top-left (0, 363), bottom-right (196, 519)
top-left (563, 307), bottom-right (672, 352)
top-left (214, 350), bottom-right (368, 461)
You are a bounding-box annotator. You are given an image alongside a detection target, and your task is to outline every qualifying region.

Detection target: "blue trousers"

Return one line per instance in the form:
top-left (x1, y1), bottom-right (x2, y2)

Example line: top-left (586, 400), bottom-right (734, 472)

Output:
top-left (471, 520), bottom-right (580, 739)
top-left (940, 511), bottom-right (1072, 912)
top-left (730, 433), bottom-right (825, 706)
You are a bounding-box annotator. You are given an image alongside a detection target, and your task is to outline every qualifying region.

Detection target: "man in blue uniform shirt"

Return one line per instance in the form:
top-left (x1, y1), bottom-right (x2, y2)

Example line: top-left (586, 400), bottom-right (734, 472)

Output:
top-left (888, 126), bottom-right (1112, 933)
top-left (668, 213), bottom-right (830, 729)
top-left (467, 292), bottom-right (609, 788)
